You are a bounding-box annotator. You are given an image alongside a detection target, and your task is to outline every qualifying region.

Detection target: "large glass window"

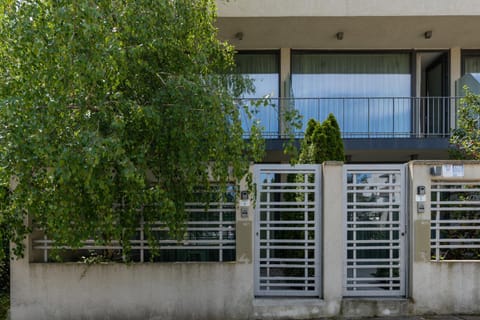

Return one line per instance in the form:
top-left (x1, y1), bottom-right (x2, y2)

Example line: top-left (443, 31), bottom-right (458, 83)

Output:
top-left (291, 52), bottom-right (411, 137)
top-left (463, 54), bottom-right (480, 74)
top-left (458, 51), bottom-right (480, 97)
top-left (235, 52), bottom-right (279, 137)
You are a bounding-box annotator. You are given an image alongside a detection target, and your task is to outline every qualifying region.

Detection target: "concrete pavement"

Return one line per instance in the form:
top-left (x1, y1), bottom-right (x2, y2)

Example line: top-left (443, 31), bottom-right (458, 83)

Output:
top-left (344, 316), bottom-right (480, 320)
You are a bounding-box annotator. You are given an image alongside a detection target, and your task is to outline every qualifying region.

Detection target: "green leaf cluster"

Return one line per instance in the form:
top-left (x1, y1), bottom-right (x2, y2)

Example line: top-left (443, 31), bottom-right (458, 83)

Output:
top-left (450, 87), bottom-right (480, 160)
top-left (0, 0), bottom-right (263, 259)
top-left (298, 114), bottom-right (345, 164)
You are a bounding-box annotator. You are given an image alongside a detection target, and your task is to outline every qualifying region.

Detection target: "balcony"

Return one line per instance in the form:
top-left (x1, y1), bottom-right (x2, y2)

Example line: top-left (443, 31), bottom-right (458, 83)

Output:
top-left (240, 96), bottom-right (458, 140)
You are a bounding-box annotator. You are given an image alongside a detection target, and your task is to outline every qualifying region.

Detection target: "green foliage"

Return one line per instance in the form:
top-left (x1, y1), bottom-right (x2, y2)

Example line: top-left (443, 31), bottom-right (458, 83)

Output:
top-left (298, 114), bottom-right (345, 164)
top-left (0, 0), bottom-right (265, 260)
top-left (450, 87), bottom-right (480, 159)
top-left (0, 227), bottom-right (7, 295)
top-left (0, 223), bottom-right (7, 320)
top-left (281, 100), bottom-right (303, 163)
top-left (323, 114), bottom-right (345, 161)
top-left (0, 293), bottom-right (8, 320)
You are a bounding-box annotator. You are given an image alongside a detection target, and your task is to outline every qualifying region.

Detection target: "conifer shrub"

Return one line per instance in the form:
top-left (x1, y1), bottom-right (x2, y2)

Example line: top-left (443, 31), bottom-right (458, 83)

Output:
top-left (298, 113), bottom-right (345, 164)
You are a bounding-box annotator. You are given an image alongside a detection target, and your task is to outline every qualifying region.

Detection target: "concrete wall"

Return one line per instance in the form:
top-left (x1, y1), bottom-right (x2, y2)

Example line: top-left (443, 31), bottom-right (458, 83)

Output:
top-left (409, 161), bottom-right (480, 315)
top-left (10, 161), bottom-right (480, 319)
top-left (11, 259), bottom-right (253, 320)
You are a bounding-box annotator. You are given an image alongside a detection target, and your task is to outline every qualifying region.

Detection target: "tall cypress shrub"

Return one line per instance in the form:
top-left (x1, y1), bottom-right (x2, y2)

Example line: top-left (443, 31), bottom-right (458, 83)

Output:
top-left (298, 113), bottom-right (345, 164)
top-left (323, 113), bottom-right (345, 161)
top-left (311, 121), bottom-right (329, 163)
top-left (298, 119), bottom-right (319, 164)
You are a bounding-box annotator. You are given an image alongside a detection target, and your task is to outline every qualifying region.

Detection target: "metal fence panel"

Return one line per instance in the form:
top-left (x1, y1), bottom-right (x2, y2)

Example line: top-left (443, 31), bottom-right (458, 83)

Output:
top-left (33, 200), bottom-right (236, 263)
top-left (254, 164), bottom-right (321, 297)
top-left (343, 165), bottom-right (407, 297)
top-left (431, 182), bottom-right (480, 261)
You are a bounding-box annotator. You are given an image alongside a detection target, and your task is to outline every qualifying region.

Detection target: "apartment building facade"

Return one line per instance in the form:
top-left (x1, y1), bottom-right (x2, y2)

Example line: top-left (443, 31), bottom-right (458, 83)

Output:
top-left (216, 0), bottom-right (480, 162)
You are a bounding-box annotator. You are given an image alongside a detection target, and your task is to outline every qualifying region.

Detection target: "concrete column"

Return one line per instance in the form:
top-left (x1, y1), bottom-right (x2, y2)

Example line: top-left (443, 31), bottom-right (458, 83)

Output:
top-left (415, 52), bottom-right (422, 97)
top-left (279, 48), bottom-right (291, 136)
top-left (236, 167), bottom-right (254, 263)
top-left (409, 161), bottom-right (431, 263)
top-left (450, 47), bottom-right (461, 95)
top-left (415, 52), bottom-right (422, 136)
top-left (450, 47), bottom-right (461, 129)
top-left (280, 48), bottom-right (291, 98)
top-left (322, 162), bottom-right (344, 313)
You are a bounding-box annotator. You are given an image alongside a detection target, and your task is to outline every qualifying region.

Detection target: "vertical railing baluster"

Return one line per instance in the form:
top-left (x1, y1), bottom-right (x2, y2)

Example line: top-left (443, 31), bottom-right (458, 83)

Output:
top-left (392, 98), bottom-right (395, 137)
top-left (416, 97), bottom-right (420, 138)
top-left (426, 97), bottom-right (430, 137)
top-left (342, 98), bottom-right (345, 138)
top-left (140, 215), bottom-right (144, 263)
top-left (317, 98), bottom-right (320, 123)
top-left (444, 97), bottom-right (447, 137)
top-left (436, 97), bottom-right (439, 136)
top-left (367, 98), bottom-right (370, 138)
top-left (44, 235), bottom-right (48, 263)
top-left (219, 201), bottom-right (223, 262)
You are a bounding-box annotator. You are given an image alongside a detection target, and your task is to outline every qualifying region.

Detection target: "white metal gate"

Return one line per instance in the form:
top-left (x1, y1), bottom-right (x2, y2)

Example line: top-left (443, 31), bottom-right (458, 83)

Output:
top-left (254, 165), bottom-right (321, 297)
top-left (343, 165), bottom-right (407, 297)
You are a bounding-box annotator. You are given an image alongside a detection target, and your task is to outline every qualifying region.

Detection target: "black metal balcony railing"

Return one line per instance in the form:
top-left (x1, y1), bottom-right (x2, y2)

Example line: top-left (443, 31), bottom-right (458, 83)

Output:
top-left (238, 97), bottom-right (460, 139)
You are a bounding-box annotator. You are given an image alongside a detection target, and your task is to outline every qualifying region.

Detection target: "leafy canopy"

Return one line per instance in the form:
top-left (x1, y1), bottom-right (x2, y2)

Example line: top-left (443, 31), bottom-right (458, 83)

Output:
top-left (0, 0), bottom-right (264, 260)
top-left (450, 88), bottom-right (480, 160)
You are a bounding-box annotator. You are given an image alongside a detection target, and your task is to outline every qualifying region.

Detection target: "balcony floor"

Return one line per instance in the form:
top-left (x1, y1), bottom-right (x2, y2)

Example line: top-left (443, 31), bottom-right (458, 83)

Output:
top-left (262, 137), bottom-right (450, 163)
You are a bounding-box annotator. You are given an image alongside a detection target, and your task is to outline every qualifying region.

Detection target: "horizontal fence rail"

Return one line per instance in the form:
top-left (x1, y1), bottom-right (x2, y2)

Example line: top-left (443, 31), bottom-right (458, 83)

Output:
top-left (431, 182), bottom-right (480, 261)
top-left (32, 201), bottom-right (236, 263)
top-left (238, 96), bottom-right (460, 139)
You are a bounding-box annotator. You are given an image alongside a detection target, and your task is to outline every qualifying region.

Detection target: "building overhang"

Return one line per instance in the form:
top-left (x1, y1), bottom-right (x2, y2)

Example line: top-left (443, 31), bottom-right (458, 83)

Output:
top-left (217, 0), bottom-right (480, 18)
top-left (217, 16), bottom-right (480, 50)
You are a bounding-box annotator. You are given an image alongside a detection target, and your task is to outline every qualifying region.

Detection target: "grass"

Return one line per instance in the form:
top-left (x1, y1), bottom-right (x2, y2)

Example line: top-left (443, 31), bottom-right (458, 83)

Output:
top-left (0, 293), bottom-right (8, 320)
